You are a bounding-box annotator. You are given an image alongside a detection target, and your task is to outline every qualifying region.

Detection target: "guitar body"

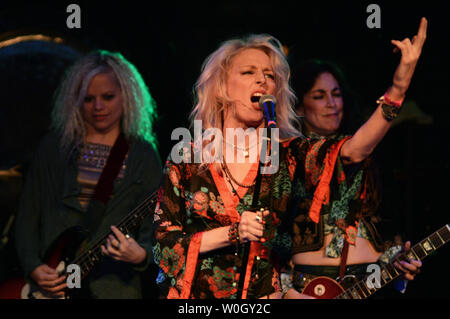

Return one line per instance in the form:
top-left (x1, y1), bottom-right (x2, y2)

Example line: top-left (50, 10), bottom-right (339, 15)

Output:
top-left (0, 190), bottom-right (160, 299)
top-left (0, 226), bottom-right (89, 299)
top-left (302, 276), bottom-right (345, 299)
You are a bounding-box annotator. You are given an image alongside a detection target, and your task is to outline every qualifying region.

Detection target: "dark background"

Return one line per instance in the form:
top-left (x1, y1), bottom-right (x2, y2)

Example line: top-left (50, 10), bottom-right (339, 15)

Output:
top-left (0, 1), bottom-right (448, 299)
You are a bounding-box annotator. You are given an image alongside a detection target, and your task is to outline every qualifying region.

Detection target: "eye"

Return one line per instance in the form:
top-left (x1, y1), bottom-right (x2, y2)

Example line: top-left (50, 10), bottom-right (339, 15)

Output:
top-left (242, 70), bottom-right (254, 75)
top-left (102, 94), bottom-right (115, 101)
top-left (84, 96), bottom-right (94, 103)
top-left (265, 73), bottom-right (275, 80)
top-left (333, 91), bottom-right (342, 98)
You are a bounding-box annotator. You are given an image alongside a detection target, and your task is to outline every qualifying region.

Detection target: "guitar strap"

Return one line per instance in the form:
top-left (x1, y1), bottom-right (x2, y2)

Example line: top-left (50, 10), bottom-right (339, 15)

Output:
top-left (84, 132), bottom-right (130, 237)
top-left (339, 240), bottom-right (349, 280)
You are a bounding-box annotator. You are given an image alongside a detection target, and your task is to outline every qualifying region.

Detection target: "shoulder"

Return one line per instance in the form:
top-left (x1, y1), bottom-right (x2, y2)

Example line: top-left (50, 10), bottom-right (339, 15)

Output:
top-left (280, 136), bottom-right (310, 154)
top-left (127, 138), bottom-right (163, 180)
top-left (33, 131), bottom-right (69, 162)
top-left (36, 131), bottom-right (61, 151)
top-left (130, 138), bottom-right (161, 162)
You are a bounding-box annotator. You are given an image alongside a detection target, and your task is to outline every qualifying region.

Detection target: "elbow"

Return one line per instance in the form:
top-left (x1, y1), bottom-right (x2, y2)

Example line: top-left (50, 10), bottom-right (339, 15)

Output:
top-left (339, 139), bottom-right (373, 165)
top-left (340, 150), bottom-right (371, 165)
top-left (347, 155), bottom-right (367, 165)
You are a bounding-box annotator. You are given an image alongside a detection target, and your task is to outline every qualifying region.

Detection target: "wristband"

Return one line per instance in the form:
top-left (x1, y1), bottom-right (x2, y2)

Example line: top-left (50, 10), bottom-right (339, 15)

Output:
top-left (377, 95), bottom-right (402, 121)
top-left (383, 89), bottom-right (404, 107)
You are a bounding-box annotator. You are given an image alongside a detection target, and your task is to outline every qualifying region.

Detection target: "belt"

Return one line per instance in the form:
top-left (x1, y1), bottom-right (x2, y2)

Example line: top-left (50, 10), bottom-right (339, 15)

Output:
top-left (293, 263), bottom-right (375, 280)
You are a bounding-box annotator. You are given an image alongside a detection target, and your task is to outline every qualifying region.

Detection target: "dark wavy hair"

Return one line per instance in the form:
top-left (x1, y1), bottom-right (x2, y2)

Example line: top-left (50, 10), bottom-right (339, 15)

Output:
top-left (291, 59), bottom-right (365, 135)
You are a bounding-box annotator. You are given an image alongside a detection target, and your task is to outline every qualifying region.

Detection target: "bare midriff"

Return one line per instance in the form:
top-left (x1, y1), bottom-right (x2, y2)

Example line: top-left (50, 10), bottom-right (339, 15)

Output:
top-left (292, 234), bottom-right (382, 266)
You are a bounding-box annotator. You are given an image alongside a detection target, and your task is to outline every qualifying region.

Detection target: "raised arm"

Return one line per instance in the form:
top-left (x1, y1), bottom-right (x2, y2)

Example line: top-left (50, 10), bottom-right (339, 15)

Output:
top-left (340, 17), bottom-right (427, 164)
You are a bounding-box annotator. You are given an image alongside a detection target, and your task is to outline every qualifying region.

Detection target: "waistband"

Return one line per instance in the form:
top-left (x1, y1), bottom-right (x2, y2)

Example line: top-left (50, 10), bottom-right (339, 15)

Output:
top-left (293, 263), bottom-right (376, 279)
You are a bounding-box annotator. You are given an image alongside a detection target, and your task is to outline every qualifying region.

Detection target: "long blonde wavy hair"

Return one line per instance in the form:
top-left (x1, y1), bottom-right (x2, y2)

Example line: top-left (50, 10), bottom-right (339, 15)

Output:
top-left (51, 50), bottom-right (158, 151)
top-left (190, 34), bottom-right (301, 140)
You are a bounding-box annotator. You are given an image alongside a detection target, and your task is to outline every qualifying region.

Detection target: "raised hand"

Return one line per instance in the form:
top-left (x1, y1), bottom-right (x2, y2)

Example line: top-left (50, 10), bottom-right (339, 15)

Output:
top-left (389, 17), bottom-right (428, 100)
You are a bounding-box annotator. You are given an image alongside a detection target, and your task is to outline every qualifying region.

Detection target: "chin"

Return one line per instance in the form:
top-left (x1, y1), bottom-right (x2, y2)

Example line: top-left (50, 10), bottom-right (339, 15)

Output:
top-left (245, 118), bottom-right (264, 129)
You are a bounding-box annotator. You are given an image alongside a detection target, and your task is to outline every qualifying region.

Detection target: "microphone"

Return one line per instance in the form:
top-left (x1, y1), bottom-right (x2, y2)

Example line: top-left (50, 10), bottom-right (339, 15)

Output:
top-left (237, 94), bottom-right (277, 298)
top-left (259, 95), bottom-right (277, 128)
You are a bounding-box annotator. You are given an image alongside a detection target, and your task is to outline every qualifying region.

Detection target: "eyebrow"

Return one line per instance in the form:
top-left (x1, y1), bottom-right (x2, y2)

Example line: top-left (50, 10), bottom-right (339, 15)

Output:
top-left (310, 87), bottom-right (341, 93)
top-left (239, 65), bottom-right (273, 72)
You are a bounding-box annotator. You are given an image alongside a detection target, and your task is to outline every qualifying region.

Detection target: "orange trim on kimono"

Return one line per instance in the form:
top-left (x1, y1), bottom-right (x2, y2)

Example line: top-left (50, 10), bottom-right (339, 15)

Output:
top-left (180, 232), bottom-right (203, 299)
top-left (308, 136), bottom-right (352, 224)
top-left (241, 241), bottom-right (261, 299)
top-left (281, 136), bottom-right (298, 148)
top-left (209, 161), bottom-right (259, 223)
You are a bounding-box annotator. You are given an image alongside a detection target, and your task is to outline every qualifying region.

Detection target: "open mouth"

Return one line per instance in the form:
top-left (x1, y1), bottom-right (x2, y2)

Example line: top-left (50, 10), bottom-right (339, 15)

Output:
top-left (250, 92), bottom-right (263, 103)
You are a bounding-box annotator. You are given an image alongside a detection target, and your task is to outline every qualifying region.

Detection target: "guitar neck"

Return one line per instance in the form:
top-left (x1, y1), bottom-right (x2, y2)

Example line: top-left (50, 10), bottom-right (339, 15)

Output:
top-left (72, 191), bottom-right (159, 278)
top-left (335, 224), bottom-right (450, 299)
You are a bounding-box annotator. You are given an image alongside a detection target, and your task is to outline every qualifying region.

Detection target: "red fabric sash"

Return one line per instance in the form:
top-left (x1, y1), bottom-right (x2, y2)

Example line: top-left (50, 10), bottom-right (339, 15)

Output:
top-left (308, 136), bottom-right (351, 224)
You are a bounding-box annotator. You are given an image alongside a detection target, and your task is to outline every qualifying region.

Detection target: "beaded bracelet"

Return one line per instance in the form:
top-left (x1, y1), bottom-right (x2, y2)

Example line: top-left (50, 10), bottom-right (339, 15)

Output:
top-left (228, 222), bottom-right (240, 255)
top-left (228, 222), bottom-right (240, 243)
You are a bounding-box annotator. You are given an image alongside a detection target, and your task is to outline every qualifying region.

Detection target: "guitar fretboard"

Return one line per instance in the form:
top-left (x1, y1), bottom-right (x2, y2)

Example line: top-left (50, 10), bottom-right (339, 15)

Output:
top-left (335, 224), bottom-right (450, 299)
top-left (71, 191), bottom-right (159, 278)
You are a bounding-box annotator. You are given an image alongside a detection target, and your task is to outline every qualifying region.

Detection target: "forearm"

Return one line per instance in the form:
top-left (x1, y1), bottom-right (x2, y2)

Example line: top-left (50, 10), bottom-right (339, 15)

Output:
top-left (340, 86), bottom-right (405, 164)
top-left (341, 17), bottom-right (427, 165)
top-left (340, 103), bottom-right (391, 164)
top-left (199, 226), bottom-right (232, 254)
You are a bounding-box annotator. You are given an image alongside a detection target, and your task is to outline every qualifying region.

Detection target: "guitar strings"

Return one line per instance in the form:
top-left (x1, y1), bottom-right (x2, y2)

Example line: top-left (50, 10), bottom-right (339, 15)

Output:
top-left (73, 192), bottom-right (159, 270)
top-left (336, 225), bottom-right (450, 299)
top-left (75, 193), bottom-right (158, 270)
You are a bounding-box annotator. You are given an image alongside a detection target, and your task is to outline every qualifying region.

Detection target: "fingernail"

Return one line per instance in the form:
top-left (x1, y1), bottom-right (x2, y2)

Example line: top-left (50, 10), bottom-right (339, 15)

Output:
top-left (260, 238), bottom-right (266, 243)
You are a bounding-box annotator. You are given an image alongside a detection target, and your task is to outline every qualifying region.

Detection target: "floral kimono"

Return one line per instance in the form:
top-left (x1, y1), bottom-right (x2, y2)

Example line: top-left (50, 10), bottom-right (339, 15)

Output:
top-left (153, 136), bottom-right (350, 299)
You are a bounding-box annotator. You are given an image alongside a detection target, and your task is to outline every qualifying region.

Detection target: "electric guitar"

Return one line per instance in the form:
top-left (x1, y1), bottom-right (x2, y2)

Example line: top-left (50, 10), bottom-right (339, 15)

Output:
top-left (302, 224), bottom-right (450, 299)
top-left (0, 191), bottom-right (159, 299)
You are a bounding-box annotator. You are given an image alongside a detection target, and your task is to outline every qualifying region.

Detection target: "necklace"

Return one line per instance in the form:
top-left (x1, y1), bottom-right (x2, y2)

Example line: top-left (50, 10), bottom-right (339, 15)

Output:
top-left (221, 161), bottom-right (256, 191)
top-left (224, 140), bottom-right (258, 158)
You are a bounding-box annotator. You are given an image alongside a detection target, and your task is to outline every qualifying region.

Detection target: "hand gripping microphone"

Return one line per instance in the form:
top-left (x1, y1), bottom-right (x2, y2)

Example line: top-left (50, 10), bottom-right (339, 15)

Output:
top-left (259, 95), bottom-right (277, 129)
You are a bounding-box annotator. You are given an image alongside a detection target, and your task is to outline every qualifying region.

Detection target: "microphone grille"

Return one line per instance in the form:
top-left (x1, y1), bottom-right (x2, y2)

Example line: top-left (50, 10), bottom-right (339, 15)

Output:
top-left (258, 95), bottom-right (277, 108)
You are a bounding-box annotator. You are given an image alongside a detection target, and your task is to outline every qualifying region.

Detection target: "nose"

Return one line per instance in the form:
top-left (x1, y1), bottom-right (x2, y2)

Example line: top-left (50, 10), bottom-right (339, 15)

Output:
top-left (326, 94), bottom-right (337, 108)
top-left (93, 97), bottom-right (105, 111)
top-left (255, 71), bottom-right (266, 85)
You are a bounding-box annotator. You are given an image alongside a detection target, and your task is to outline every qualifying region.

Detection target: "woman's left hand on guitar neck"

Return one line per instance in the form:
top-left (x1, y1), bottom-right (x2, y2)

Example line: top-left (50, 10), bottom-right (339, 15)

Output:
top-left (394, 241), bottom-right (422, 281)
top-left (101, 225), bottom-right (147, 265)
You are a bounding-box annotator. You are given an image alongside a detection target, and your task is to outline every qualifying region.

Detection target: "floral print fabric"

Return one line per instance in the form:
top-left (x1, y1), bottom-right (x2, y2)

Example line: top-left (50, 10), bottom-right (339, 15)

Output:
top-left (153, 136), bottom-right (350, 299)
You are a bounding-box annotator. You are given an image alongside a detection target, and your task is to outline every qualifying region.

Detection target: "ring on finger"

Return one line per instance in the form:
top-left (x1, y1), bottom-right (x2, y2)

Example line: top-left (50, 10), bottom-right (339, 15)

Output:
top-left (255, 215), bottom-right (262, 223)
